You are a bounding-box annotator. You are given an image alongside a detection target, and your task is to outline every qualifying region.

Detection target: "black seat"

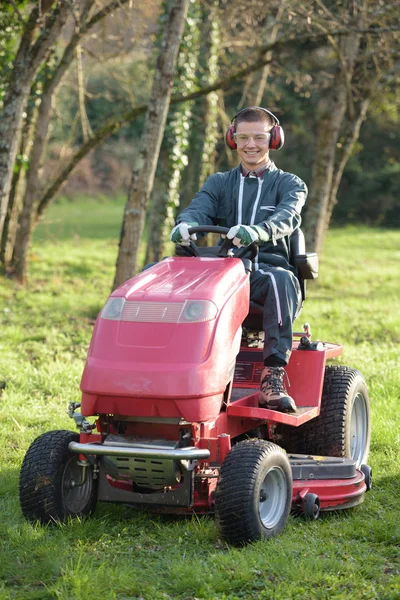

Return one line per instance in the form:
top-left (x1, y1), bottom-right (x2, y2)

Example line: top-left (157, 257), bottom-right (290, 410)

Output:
top-left (242, 228), bottom-right (318, 331)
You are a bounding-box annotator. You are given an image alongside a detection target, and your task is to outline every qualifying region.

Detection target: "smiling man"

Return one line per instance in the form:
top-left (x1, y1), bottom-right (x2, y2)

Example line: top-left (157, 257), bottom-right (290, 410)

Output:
top-left (170, 107), bottom-right (307, 413)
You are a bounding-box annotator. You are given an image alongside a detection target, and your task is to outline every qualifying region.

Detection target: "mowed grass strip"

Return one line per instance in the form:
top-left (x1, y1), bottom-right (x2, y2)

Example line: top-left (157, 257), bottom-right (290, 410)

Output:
top-left (0, 197), bottom-right (399, 600)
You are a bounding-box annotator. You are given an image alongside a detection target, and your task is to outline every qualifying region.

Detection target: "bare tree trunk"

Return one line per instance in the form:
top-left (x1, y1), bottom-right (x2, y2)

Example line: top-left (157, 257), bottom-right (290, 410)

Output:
top-left (144, 0), bottom-right (220, 264)
top-left (113, 0), bottom-right (190, 289)
top-left (324, 95), bottom-right (371, 232)
top-left (144, 147), bottom-right (170, 265)
top-left (253, 0), bottom-right (287, 106)
top-left (304, 89), bottom-right (348, 253)
top-left (6, 0), bottom-right (131, 281)
top-left (177, 0), bottom-right (221, 244)
top-left (0, 94), bottom-right (37, 268)
top-left (198, 6), bottom-right (220, 188)
top-left (9, 92), bottom-right (57, 282)
top-left (0, 169), bottom-right (22, 268)
top-left (5, 3), bottom-right (88, 282)
top-left (0, 2), bottom-right (70, 242)
top-left (304, 31), bottom-right (362, 253)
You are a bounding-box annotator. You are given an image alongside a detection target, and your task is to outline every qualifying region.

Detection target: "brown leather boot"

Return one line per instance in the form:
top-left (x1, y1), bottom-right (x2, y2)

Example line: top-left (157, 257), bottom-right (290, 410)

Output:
top-left (259, 366), bottom-right (296, 413)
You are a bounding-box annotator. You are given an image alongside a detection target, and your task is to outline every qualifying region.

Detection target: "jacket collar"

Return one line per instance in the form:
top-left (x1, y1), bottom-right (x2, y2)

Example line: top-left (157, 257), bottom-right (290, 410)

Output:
top-left (240, 159), bottom-right (273, 178)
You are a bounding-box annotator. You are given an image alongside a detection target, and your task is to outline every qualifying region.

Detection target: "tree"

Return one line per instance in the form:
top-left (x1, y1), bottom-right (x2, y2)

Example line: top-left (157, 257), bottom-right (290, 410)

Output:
top-left (4, 0), bottom-right (133, 282)
top-left (144, 0), bottom-right (202, 265)
top-left (144, 0), bottom-right (222, 264)
top-left (1, 0), bottom-right (397, 284)
top-left (297, 0), bottom-right (400, 252)
top-left (305, 35), bottom-right (362, 252)
top-left (0, 1), bottom-right (71, 243)
top-left (113, 0), bottom-right (191, 289)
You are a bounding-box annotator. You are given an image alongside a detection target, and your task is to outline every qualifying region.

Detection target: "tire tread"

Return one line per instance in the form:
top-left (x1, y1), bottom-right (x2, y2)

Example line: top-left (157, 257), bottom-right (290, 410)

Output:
top-left (215, 439), bottom-right (291, 545)
top-left (19, 430), bottom-right (96, 524)
top-left (296, 365), bottom-right (369, 461)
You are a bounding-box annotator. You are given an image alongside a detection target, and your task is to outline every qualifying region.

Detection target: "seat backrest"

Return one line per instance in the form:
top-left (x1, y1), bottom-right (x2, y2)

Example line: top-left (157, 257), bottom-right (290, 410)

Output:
top-left (289, 227), bottom-right (306, 261)
top-left (242, 228), bottom-right (318, 331)
top-left (290, 229), bottom-right (318, 302)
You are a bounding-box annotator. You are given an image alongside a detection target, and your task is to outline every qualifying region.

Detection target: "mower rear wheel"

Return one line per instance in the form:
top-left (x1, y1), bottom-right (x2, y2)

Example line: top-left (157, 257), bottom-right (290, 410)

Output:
top-left (19, 430), bottom-right (98, 524)
top-left (215, 439), bottom-right (292, 545)
top-left (296, 366), bottom-right (371, 467)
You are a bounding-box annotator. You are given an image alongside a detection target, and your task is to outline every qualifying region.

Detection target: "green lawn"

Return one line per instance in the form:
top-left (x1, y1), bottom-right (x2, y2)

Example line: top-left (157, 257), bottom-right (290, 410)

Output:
top-left (0, 198), bottom-right (399, 599)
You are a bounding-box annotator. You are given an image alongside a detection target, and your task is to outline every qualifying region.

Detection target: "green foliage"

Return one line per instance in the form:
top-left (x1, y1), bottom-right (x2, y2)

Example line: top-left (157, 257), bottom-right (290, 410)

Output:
top-left (0, 197), bottom-right (400, 599)
top-left (199, 1), bottom-right (220, 185)
top-left (13, 153), bottom-right (30, 175)
top-left (333, 108), bottom-right (400, 227)
top-left (335, 163), bottom-right (400, 226)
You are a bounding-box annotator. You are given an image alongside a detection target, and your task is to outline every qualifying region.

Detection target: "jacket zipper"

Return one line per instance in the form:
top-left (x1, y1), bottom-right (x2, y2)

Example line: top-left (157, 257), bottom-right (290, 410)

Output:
top-left (238, 175), bottom-right (263, 225)
top-left (250, 178), bottom-right (264, 224)
top-left (238, 174), bottom-right (245, 223)
top-left (238, 176), bottom-right (264, 271)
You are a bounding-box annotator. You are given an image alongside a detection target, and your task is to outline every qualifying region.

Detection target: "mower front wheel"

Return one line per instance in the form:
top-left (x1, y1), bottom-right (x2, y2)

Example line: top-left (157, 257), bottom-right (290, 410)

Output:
top-left (19, 430), bottom-right (98, 524)
top-left (303, 493), bottom-right (321, 520)
top-left (215, 439), bottom-right (292, 545)
top-left (361, 464), bottom-right (372, 491)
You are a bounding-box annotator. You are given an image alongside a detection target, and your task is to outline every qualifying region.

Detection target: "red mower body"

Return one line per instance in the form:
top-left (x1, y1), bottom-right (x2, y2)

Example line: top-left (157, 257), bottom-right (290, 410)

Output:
top-left (19, 245), bottom-right (371, 543)
top-left (80, 255), bottom-right (343, 428)
top-left (81, 256), bottom-right (250, 422)
top-left (76, 255), bottom-right (368, 512)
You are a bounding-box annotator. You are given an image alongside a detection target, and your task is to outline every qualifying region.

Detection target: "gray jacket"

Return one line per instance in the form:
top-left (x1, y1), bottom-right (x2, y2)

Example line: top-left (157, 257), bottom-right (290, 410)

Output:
top-left (177, 163), bottom-right (308, 271)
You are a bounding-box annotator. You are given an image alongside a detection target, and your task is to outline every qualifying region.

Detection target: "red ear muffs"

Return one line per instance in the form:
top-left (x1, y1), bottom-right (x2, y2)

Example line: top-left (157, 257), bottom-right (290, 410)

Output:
top-left (269, 125), bottom-right (284, 151)
top-left (225, 106), bottom-right (285, 151)
top-left (225, 124), bottom-right (237, 150)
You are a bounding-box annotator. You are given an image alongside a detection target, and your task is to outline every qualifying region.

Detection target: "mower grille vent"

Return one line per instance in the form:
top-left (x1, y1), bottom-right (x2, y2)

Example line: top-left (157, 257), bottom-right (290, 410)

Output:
top-left (121, 301), bottom-right (185, 323)
top-left (103, 436), bottom-right (183, 489)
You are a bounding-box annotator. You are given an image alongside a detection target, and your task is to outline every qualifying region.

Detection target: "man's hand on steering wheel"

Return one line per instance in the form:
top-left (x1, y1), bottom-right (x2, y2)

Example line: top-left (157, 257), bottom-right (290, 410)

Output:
top-left (170, 221), bottom-right (199, 246)
top-left (225, 224), bottom-right (270, 248)
top-left (170, 225), bottom-right (259, 260)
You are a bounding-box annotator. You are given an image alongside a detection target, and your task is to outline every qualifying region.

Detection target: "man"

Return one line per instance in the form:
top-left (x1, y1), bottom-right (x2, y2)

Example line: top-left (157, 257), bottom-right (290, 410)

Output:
top-left (170, 106), bottom-right (307, 413)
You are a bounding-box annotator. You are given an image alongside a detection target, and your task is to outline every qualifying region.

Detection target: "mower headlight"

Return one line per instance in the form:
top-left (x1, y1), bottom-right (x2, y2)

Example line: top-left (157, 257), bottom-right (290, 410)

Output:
top-left (178, 300), bottom-right (217, 323)
top-left (101, 297), bottom-right (126, 320)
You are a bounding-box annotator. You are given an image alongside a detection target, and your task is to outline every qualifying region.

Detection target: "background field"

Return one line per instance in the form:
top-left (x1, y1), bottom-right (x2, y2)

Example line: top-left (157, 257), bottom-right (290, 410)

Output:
top-left (0, 198), bottom-right (399, 600)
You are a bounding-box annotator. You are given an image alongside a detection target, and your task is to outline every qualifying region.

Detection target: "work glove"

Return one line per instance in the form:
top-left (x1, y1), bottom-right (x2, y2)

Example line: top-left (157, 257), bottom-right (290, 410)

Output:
top-left (226, 224), bottom-right (269, 248)
top-left (170, 221), bottom-right (199, 246)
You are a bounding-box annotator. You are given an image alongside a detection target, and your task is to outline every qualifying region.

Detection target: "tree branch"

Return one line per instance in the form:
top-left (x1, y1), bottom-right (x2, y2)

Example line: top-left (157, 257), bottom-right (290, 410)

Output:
top-left (36, 24), bottom-right (400, 219)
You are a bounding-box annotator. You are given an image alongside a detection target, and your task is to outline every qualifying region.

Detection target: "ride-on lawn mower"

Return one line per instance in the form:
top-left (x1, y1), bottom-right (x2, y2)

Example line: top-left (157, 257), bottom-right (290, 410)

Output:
top-left (19, 226), bottom-right (372, 545)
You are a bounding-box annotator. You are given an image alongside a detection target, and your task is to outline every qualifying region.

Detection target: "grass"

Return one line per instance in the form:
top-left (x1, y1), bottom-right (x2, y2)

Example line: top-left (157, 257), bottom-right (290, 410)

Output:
top-left (1, 197), bottom-right (400, 599)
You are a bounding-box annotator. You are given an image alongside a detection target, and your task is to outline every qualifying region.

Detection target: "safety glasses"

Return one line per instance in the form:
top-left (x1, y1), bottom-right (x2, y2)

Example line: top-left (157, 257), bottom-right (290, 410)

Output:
top-left (233, 132), bottom-right (271, 145)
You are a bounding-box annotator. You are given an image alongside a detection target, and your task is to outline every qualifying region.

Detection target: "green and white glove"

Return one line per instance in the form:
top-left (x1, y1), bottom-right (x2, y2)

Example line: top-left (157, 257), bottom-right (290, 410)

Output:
top-left (170, 221), bottom-right (199, 246)
top-left (226, 224), bottom-right (269, 248)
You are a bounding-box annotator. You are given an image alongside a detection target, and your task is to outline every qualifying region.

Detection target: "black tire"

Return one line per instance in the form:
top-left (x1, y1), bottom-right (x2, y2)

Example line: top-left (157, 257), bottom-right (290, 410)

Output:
top-left (215, 439), bottom-right (292, 545)
top-left (19, 430), bottom-right (98, 524)
top-left (295, 366), bottom-right (371, 467)
top-left (271, 422), bottom-right (301, 454)
top-left (361, 464), bottom-right (372, 491)
top-left (303, 493), bottom-right (320, 520)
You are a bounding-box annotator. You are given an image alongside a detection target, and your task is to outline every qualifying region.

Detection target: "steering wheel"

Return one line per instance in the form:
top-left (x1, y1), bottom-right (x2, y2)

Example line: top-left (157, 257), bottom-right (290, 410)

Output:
top-left (178, 225), bottom-right (258, 260)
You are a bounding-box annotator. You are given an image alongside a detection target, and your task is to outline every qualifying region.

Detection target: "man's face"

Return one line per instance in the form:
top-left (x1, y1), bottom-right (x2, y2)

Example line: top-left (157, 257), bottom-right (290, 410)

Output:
top-left (235, 119), bottom-right (271, 171)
